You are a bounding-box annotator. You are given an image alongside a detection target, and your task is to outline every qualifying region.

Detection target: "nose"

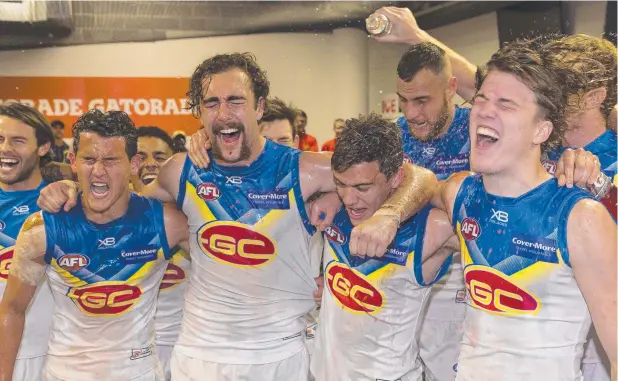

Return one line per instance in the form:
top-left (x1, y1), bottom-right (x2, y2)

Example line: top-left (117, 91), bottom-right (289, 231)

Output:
top-left (403, 102), bottom-right (422, 122)
top-left (474, 99), bottom-right (497, 120)
top-left (143, 156), bottom-right (159, 170)
top-left (92, 160), bottom-right (106, 176)
top-left (338, 187), bottom-right (359, 207)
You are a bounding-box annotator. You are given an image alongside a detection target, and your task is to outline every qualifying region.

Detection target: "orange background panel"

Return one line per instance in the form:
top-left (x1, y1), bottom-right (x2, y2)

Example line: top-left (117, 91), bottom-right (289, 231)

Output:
top-left (0, 77), bottom-right (202, 137)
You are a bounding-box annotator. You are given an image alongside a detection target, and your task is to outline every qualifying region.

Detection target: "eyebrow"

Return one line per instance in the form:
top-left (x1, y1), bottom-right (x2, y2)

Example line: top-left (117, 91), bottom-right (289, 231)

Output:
top-left (397, 92), bottom-right (429, 102)
top-left (202, 95), bottom-right (247, 102)
top-left (334, 178), bottom-right (373, 187)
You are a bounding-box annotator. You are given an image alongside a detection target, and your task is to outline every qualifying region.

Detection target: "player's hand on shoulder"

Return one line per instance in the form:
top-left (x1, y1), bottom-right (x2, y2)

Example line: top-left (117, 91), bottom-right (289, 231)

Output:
top-left (555, 148), bottom-right (601, 188)
top-left (349, 210), bottom-right (399, 259)
top-left (188, 128), bottom-right (212, 169)
top-left (37, 180), bottom-right (79, 213)
top-left (307, 192), bottom-right (341, 231)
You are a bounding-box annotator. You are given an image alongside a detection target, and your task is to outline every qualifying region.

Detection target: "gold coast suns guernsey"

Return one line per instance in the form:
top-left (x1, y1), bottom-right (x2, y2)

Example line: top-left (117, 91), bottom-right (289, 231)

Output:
top-left (0, 182), bottom-right (53, 359)
top-left (312, 206), bottom-right (451, 381)
top-left (453, 174), bottom-right (594, 381)
top-left (155, 248), bottom-right (190, 347)
top-left (42, 194), bottom-right (173, 380)
top-left (174, 141), bottom-right (318, 364)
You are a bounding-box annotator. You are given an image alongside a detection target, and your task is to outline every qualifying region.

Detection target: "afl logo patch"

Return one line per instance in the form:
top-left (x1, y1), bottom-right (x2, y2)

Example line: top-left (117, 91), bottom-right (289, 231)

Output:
top-left (197, 183), bottom-right (220, 201)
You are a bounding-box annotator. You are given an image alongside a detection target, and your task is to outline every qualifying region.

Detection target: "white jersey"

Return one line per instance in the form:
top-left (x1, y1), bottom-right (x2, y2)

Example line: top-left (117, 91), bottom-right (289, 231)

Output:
top-left (0, 182), bottom-right (54, 359)
top-left (312, 207), bottom-right (449, 381)
top-left (422, 253), bottom-right (467, 321)
top-left (454, 175), bottom-right (594, 381)
top-left (155, 248), bottom-right (190, 347)
top-left (174, 143), bottom-right (317, 364)
top-left (42, 195), bottom-right (172, 380)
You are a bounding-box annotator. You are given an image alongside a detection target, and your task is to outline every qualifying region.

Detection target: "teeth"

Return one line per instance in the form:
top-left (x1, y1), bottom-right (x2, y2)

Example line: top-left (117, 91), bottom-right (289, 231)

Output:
top-left (220, 129), bottom-right (239, 135)
top-left (142, 175), bottom-right (157, 180)
top-left (477, 127), bottom-right (499, 139)
top-left (92, 182), bottom-right (107, 187)
top-left (0, 159), bottom-right (18, 164)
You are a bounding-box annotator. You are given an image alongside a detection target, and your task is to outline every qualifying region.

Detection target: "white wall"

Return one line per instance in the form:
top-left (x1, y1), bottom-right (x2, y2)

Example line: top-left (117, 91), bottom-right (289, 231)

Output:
top-left (0, 2), bottom-right (607, 144)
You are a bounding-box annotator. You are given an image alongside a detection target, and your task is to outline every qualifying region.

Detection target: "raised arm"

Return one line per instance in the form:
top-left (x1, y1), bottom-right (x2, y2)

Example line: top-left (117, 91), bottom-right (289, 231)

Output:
top-left (371, 6), bottom-right (478, 101)
top-left (567, 199), bottom-right (617, 368)
top-left (0, 213), bottom-right (47, 381)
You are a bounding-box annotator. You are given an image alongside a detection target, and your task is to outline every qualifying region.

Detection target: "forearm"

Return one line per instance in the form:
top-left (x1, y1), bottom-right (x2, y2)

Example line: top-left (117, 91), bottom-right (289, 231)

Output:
top-left (410, 30), bottom-right (478, 101)
top-left (380, 165), bottom-right (438, 222)
top-left (0, 309), bottom-right (25, 381)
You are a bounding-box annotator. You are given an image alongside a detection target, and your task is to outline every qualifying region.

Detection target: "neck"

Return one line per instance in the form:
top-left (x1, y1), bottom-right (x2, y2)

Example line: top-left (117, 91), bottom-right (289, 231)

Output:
top-left (482, 155), bottom-right (551, 198)
top-left (563, 110), bottom-right (606, 148)
top-left (54, 138), bottom-right (65, 146)
top-left (83, 190), bottom-right (131, 225)
top-left (0, 169), bottom-right (43, 192)
top-left (436, 102), bottom-right (456, 139)
top-left (213, 136), bottom-right (267, 167)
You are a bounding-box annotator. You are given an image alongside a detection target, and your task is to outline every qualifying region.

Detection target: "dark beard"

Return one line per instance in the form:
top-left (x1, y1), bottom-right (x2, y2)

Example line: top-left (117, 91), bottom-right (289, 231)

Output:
top-left (409, 99), bottom-right (451, 142)
top-left (211, 121), bottom-right (251, 164)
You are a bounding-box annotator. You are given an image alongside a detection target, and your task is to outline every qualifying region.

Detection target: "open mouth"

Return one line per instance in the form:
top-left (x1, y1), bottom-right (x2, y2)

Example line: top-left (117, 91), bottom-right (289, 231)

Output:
top-left (90, 182), bottom-right (110, 198)
top-left (218, 128), bottom-right (242, 145)
top-left (476, 126), bottom-right (500, 147)
top-left (346, 207), bottom-right (367, 220)
top-left (140, 174), bottom-right (157, 185)
top-left (0, 158), bottom-right (19, 170)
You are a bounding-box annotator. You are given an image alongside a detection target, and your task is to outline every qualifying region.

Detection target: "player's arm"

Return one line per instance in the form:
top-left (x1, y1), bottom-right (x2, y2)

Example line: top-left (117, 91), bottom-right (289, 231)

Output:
top-left (567, 199), bottom-right (617, 367)
top-left (0, 213), bottom-right (47, 381)
top-left (41, 162), bottom-right (75, 182)
top-left (371, 6), bottom-right (478, 101)
top-left (162, 202), bottom-right (189, 253)
top-left (430, 171), bottom-right (470, 222)
top-left (420, 208), bottom-right (459, 283)
top-left (140, 153), bottom-right (186, 203)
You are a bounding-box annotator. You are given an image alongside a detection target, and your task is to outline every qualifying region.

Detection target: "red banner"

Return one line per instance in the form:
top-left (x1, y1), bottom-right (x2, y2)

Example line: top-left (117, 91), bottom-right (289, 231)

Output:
top-left (0, 77), bottom-right (201, 137)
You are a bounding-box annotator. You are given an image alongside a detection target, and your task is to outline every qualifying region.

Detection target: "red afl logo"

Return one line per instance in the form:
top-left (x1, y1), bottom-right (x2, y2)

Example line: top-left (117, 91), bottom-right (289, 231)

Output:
top-left (197, 183), bottom-right (220, 201)
top-left (324, 225), bottom-right (346, 245)
top-left (403, 155), bottom-right (412, 164)
top-left (542, 159), bottom-right (556, 175)
top-left (460, 217), bottom-right (481, 240)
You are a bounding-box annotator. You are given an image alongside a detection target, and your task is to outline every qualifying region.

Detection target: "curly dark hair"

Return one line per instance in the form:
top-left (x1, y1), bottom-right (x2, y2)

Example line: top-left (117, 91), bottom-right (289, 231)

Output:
top-left (137, 126), bottom-right (174, 151)
top-left (478, 39), bottom-right (567, 153)
top-left (0, 102), bottom-right (54, 165)
top-left (260, 97), bottom-right (298, 136)
top-left (72, 109), bottom-right (138, 158)
top-left (540, 34), bottom-right (617, 119)
top-left (332, 113), bottom-right (403, 179)
top-left (186, 52), bottom-right (270, 118)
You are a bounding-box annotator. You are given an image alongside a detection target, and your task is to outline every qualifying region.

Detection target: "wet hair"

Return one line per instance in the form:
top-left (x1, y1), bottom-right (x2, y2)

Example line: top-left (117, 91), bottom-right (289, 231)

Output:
top-left (397, 42), bottom-right (449, 81)
top-left (187, 52), bottom-right (270, 118)
top-left (332, 112), bottom-right (403, 179)
top-left (72, 109), bottom-right (138, 158)
top-left (50, 120), bottom-right (65, 129)
top-left (478, 39), bottom-right (567, 153)
top-left (541, 34), bottom-right (617, 119)
top-left (260, 97), bottom-right (298, 136)
top-left (0, 102), bottom-right (54, 165)
top-left (137, 126), bottom-right (174, 151)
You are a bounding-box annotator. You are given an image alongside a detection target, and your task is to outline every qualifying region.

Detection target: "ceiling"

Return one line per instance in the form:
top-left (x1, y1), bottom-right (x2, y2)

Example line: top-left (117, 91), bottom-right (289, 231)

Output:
top-left (0, 1), bottom-right (521, 50)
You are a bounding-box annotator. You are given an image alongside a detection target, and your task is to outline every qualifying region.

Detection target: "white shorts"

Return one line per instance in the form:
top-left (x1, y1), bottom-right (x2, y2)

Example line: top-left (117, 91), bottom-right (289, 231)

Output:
top-left (13, 355), bottom-right (45, 381)
top-left (170, 346), bottom-right (309, 381)
top-left (42, 365), bottom-right (164, 381)
top-left (419, 320), bottom-right (463, 381)
top-left (582, 362), bottom-right (611, 381)
top-left (157, 345), bottom-right (174, 381)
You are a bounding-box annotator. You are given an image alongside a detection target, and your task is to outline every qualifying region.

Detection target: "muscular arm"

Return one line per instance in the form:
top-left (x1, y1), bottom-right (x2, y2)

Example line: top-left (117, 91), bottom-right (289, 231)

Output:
top-left (140, 153), bottom-right (186, 203)
top-left (420, 208), bottom-right (459, 283)
top-left (299, 152), bottom-right (438, 222)
top-left (430, 172), bottom-right (470, 221)
top-left (41, 162), bottom-right (75, 182)
top-left (162, 203), bottom-right (189, 252)
top-left (0, 213), bottom-right (47, 381)
top-left (567, 200), bottom-right (617, 367)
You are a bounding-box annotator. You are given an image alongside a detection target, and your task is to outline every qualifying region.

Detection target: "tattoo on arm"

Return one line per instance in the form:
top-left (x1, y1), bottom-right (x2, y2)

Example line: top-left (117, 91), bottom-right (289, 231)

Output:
top-left (41, 164), bottom-right (64, 183)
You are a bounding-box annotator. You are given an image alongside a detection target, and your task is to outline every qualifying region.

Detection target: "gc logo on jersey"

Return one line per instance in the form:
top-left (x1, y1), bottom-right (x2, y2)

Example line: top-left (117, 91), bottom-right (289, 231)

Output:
top-left (464, 265), bottom-right (540, 316)
top-left (198, 221), bottom-right (277, 267)
top-left (159, 263), bottom-right (186, 290)
top-left (58, 254), bottom-right (90, 271)
top-left (325, 262), bottom-right (385, 315)
top-left (324, 225), bottom-right (346, 245)
top-left (68, 282), bottom-right (143, 316)
top-left (460, 218), bottom-right (481, 240)
top-left (0, 247), bottom-right (14, 281)
top-left (197, 183), bottom-right (220, 201)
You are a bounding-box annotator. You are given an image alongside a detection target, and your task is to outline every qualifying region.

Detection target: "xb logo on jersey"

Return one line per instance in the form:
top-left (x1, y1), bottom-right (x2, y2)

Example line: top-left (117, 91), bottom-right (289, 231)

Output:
top-left (325, 262), bottom-right (385, 314)
top-left (490, 209), bottom-right (508, 225)
top-left (324, 225), bottom-right (346, 245)
top-left (197, 183), bottom-right (220, 201)
top-left (68, 282), bottom-right (142, 316)
top-left (98, 237), bottom-right (115, 248)
top-left (12, 205), bottom-right (29, 216)
top-left (0, 247), bottom-right (14, 281)
top-left (464, 266), bottom-right (540, 316)
top-left (198, 221), bottom-right (277, 267)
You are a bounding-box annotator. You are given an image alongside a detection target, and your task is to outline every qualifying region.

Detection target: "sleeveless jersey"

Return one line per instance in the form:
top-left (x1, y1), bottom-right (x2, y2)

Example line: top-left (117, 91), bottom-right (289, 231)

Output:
top-left (42, 194), bottom-right (172, 380)
top-left (155, 247), bottom-right (190, 347)
top-left (398, 106), bottom-right (471, 321)
top-left (453, 174), bottom-right (594, 381)
top-left (543, 129), bottom-right (618, 365)
top-left (175, 140), bottom-right (318, 364)
top-left (311, 206), bottom-right (451, 381)
top-left (0, 181), bottom-right (53, 358)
